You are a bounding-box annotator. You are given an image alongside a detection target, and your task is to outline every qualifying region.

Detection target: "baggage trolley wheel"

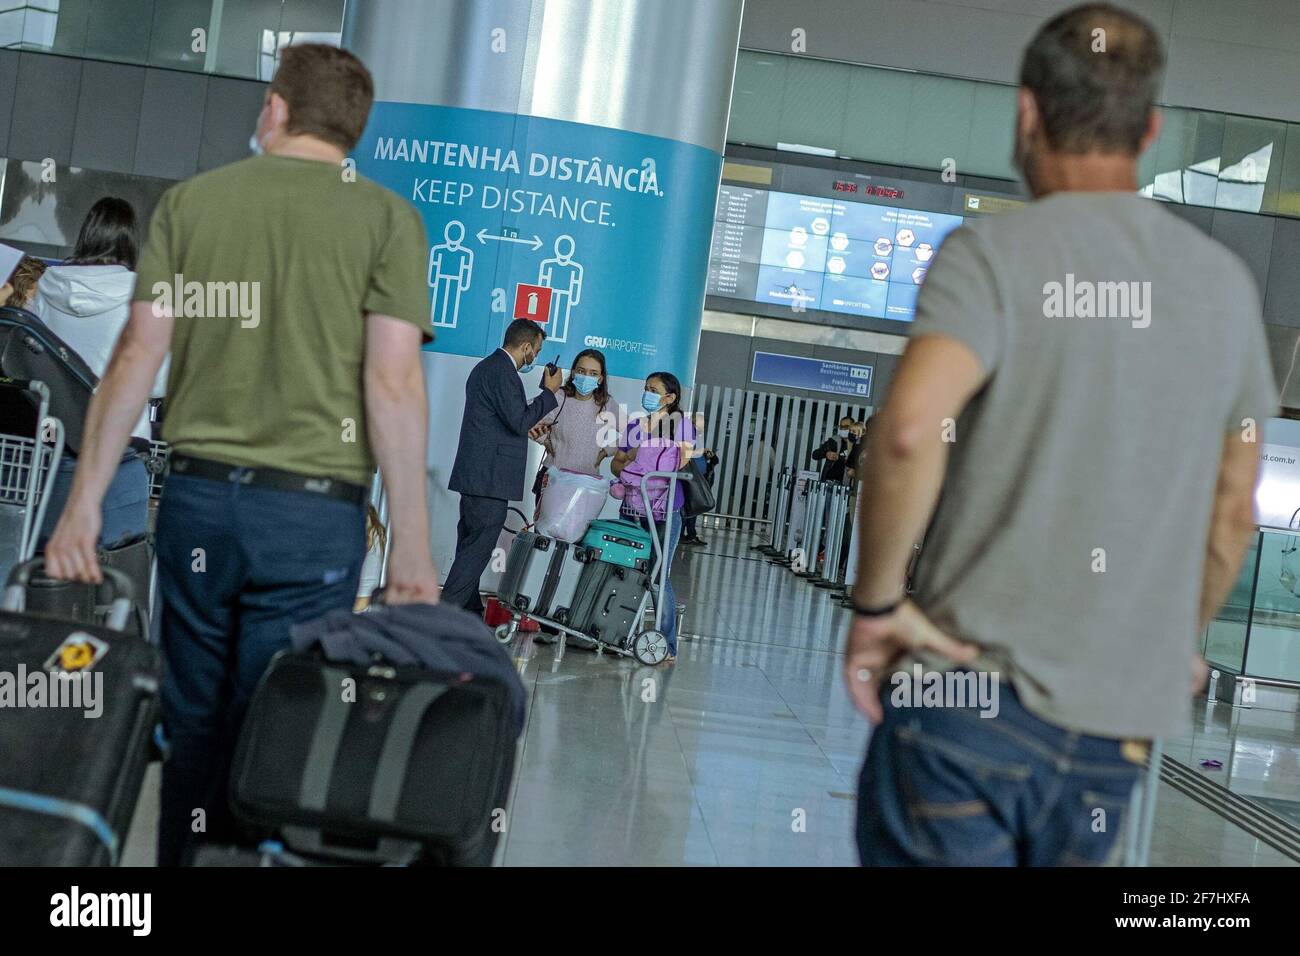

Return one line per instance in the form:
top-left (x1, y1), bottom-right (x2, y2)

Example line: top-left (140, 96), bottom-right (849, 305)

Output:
top-left (494, 623), bottom-right (514, 644)
top-left (631, 629), bottom-right (670, 666)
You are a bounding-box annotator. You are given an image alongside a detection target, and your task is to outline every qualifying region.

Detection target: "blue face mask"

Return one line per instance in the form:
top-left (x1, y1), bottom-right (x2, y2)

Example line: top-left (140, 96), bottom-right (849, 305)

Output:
top-left (641, 391), bottom-right (662, 414)
top-left (573, 374), bottom-right (598, 396)
top-left (518, 349), bottom-right (536, 374)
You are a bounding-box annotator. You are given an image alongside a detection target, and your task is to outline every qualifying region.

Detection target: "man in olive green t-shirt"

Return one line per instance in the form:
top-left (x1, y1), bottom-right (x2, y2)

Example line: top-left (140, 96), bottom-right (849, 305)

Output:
top-left (45, 44), bottom-right (440, 866)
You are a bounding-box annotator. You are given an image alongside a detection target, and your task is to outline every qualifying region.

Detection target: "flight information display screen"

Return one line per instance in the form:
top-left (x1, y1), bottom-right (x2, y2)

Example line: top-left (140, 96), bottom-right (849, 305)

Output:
top-left (706, 185), bottom-right (965, 323)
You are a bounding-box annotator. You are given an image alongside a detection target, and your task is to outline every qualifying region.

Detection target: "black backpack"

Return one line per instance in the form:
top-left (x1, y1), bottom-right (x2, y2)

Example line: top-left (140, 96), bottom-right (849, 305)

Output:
top-left (0, 306), bottom-right (98, 454)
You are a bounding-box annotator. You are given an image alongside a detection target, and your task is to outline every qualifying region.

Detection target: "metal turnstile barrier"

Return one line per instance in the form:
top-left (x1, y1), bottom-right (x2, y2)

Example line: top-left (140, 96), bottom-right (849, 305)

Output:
top-left (795, 479), bottom-right (830, 577)
top-left (754, 467), bottom-right (793, 556)
top-left (814, 484), bottom-right (851, 588)
top-left (830, 488), bottom-right (860, 602)
top-left (770, 469), bottom-right (812, 566)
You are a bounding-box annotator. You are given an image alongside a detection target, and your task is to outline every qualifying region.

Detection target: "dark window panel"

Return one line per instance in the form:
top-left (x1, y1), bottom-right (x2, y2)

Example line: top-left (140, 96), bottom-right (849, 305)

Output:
top-left (134, 67), bottom-right (207, 181)
top-left (71, 59), bottom-right (146, 175)
top-left (0, 50), bottom-right (18, 157)
top-left (1210, 209), bottom-right (1276, 299)
top-left (8, 52), bottom-right (83, 165)
top-left (1264, 217), bottom-right (1300, 327)
top-left (196, 75), bottom-right (267, 173)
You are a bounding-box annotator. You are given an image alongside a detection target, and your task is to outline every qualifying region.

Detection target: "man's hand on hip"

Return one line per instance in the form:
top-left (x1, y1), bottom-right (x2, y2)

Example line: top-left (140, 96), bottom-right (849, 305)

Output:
top-left (383, 538), bottom-right (441, 605)
top-left (45, 500), bottom-right (103, 583)
top-left (842, 600), bottom-right (979, 723)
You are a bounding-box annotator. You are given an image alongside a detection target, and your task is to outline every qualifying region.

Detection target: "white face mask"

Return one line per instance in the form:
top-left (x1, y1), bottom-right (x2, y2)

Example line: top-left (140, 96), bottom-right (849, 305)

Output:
top-left (249, 132), bottom-right (264, 156)
top-left (838, 429), bottom-right (850, 439)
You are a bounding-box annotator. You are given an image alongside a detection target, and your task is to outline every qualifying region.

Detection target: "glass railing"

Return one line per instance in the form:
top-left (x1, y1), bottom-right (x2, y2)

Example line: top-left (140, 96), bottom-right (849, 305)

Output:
top-left (0, 0), bottom-right (345, 81)
top-left (1203, 527), bottom-right (1300, 684)
top-left (731, 50), bottom-right (1300, 219)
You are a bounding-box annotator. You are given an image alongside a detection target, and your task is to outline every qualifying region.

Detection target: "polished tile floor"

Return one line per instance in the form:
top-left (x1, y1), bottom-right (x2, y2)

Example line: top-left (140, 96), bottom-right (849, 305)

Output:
top-left (121, 528), bottom-right (1299, 866)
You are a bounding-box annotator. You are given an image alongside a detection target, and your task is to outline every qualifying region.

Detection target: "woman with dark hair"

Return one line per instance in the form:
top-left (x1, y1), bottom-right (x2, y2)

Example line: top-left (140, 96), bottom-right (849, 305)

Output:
top-left (611, 370), bottom-right (696, 663)
top-left (33, 197), bottom-right (167, 547)
top-left (529, 347), bottom-right (616, 492)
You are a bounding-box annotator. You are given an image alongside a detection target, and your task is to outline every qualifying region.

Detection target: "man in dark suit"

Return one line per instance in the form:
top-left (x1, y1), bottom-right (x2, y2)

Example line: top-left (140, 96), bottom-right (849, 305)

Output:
top-left (442, 319), bottom-right (563, 614)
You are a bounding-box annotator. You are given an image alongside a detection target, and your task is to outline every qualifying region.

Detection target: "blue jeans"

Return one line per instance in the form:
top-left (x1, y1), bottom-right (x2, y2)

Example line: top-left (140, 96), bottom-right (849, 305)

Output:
top-left (638, 509), bottom-right (682, 655)
top-left (857, 672), bottom-right (1142, 866)
top-left (154, 472), bottom-right (365, 866)
top-left (39, 452), bottom-right (149, 548)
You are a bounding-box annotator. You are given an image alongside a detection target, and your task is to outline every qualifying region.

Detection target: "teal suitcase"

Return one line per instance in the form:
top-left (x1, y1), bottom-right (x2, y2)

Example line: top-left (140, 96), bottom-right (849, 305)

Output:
top-left (581, 519), bottom-right (653, 572)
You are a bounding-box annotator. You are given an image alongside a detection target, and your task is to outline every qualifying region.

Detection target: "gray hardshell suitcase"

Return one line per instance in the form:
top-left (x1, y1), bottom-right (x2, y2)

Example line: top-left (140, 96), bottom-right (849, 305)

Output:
top-left (548, 542), bottom-right (591, 626)
top-left (498, 532), bottom-right (561, 617)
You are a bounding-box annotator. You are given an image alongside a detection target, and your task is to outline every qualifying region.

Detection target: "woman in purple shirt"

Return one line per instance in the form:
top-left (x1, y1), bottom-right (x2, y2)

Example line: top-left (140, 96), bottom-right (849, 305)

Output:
top-left (611, 371), bottom-right (695, 662)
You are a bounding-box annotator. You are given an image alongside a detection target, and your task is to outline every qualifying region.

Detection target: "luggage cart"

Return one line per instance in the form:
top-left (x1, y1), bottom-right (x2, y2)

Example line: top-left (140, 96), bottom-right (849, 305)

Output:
top-left (144, 438), bottom-right (170, 502)
top-left (142, 439), bottom-right (171, 627)
top-left (0, 380), bottom-right (65, 586)
top-left (493, 470), bottom-right (690, 666)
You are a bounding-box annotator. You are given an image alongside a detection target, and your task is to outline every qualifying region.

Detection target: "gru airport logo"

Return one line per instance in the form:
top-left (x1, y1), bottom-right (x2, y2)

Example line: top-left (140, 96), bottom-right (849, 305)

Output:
top-left (50, 887), bottom-right (151, 936)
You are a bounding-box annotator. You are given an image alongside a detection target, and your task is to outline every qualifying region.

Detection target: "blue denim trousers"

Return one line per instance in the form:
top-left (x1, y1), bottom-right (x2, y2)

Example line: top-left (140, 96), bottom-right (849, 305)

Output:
top-left (153, 472), bottom-right (365, 865)
top-left (857, 670), bottom-right (1142, 866)
top-left (39, 452), bottom-right (149, 548)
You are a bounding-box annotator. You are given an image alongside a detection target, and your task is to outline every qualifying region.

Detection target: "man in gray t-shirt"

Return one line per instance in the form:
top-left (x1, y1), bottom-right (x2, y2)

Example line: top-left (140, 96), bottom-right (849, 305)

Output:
top-left (844, 3), bottom-right (1275, 867)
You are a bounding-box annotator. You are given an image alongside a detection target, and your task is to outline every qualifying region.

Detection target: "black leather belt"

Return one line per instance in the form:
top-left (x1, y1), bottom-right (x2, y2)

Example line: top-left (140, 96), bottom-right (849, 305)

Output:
top-left (167, 454), bottom-right (367, 505)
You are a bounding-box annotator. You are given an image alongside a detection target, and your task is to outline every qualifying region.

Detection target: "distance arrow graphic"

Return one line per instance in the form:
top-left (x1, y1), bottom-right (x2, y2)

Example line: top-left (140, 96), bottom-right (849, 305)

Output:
top-left (476, 229), bottom-right (543, 251)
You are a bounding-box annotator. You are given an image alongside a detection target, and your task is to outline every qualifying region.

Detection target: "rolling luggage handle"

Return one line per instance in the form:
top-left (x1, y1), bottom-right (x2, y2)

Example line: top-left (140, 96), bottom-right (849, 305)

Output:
top-left (4, 557), bottom-right (136, 632)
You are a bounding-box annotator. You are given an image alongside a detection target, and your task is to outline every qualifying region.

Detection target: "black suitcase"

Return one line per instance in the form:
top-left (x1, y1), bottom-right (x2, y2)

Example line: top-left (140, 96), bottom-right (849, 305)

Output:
top-left (22, 574), bottom-right (97, 623)
top-left (0, 306), bottom-right (98, 454)
top-left (0, 558), bottom-right (158, 865)
top-left (23, 536), bottom-right (153, 638)
top-left (229, 603), bottom-right (524, 867)
top-left (192, 841), bottom-right (319, 867)
top-left (96, 534), bottom-right (152, 640)
top-left (567, 561), bottom-right (650, 647)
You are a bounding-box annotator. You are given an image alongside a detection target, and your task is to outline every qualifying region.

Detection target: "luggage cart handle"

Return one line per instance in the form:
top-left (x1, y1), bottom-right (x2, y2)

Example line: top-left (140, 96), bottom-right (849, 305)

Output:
top-left (4, 557), bottom-right (136, 631)
top-left (637, 470), bottom-right (692, 634)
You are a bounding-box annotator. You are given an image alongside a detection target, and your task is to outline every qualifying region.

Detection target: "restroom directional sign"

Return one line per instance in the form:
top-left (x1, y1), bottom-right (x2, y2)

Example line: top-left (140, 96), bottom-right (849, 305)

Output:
top-left (513, 283), bottom-right (553, 323)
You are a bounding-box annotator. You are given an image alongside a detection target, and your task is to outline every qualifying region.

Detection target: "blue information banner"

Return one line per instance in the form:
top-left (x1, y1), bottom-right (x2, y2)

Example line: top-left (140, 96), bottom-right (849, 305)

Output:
top-left (751, 351), bottom-right (873, 399)
top-left (352, 102), bottom-right (723, 381)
